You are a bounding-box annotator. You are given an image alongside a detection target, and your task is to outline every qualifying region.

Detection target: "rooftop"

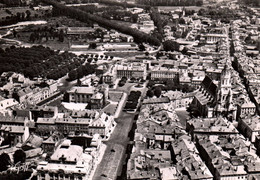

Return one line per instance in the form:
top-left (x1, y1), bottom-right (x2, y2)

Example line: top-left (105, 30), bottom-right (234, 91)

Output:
top-left (240, 115), bottom-right (260, 131)
top-left (67, 86), bottom-right (95, 94)
top-left (173, 135), bottom-right (213, 180)
top-left (187, 117), bottom-right (238, 134)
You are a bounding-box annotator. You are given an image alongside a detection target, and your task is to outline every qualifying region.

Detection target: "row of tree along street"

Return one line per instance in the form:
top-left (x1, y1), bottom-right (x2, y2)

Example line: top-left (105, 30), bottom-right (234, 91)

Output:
top-left (41, 0), bottom-right (161, 46)
top-left (124, 91), bottom-right (141, 111)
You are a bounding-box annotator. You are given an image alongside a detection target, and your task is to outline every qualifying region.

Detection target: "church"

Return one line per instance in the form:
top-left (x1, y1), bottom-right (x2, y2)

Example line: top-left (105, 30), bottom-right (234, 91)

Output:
top-left (191, 62), bottom-right (237, 120)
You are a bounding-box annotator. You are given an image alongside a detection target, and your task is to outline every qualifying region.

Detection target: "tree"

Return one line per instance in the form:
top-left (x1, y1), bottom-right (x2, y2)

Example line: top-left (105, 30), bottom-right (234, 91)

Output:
top-left (0, 48), bottom-right (4, 54)
top-left (13, 29), bottom-right (17, 38)
top-left (58, 30), bottom-right (64, 42)
top-left (77, 78), bottom-right (82, 86)
top-left (0, 153), bottom-right (11, 172)
top-left (146, 89), bottom-right (154, 97)
top-left (147, 80), bottom-right (155, 87)
top-left (16, 12), bottom-right (21, 20)
top-left (179, 18), bottom-right (185, 24)
top-left (29, 33), bottom-right (36, 42)
top-left (139, 44), bottom-right (145, 51)
top-left (87, 58), bottom-right (93, 63)
top-left (121, 76), bottom-right (127, 81)
top-left (10, 45), bottom-right (16, 50)
top-left (13, 149), bottom-right (26, 164)
top-left (245, 35), bottom-right (251, 44)
top-left (21, 12), bottom-right (25, 19)
top-left (130, 77), bottom-right (136, 82)
top-left (25, 10), bottom-right (31, 19)
top-left (118, 80), bottom-right (126, 87)
top-left (68, 69), bottom-right (78, 80)
top-left (181, 47), bottom-right (189, 55)
top-left (40, 0), bottom-right (161, 46)
top-left (163, 40), bottom-right (180, 51)
top-left (165, 80), bottom-right (175, 90)
top-left (154, 87), bottom-right (162, 98)
top-left (89, 43), bottom-right (97, 49)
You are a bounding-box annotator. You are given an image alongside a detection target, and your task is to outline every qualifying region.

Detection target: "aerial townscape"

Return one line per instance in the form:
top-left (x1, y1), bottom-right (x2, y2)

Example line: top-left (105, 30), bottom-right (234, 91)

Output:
top-left (0, 0), bottom-right (260, 179)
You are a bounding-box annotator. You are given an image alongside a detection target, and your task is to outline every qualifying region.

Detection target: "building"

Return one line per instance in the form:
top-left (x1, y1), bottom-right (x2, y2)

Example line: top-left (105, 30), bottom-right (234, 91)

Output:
top-left (217, 64), bottom-right (232, 108)
top-left (139, 20), bottom-right (155, 33)
top-left (172, 135), bottom-right (213, 180)
top-left (202, 33), bottom-right (227, 43)
top-left (127, 7), bottom-right (144, 14)
top-left (0, 98), bottom-right (19, 115)
top-left (36, 110), bottom-right (97, 136)
top-left (36, 110), bottom-right (116, 139)
top-left (196, 134), bottom-right (258, 180)
top-left (42, 132), bottom-right (63, 154)
top-left (100, 43), bottom-right (139, 52)
top-left (0, 124), bottom-right (25, 146)
top-left (67, 85), bottom-right (108, 109)
top-left (67, 86), bottom-right (95, 103)
top-left (191, 76), bottom-right (217, 118)
top-left (163, 91), bottom-right (195, 109)
top-left (159, 167), bottom-right (178, 180)
top-left (13, 81), bottom-right (58, 105)
top-left (13, 86), bottom-right (33, 103)
top-left (90, 92), bottom-right (104, 109)
top-left (237, 100), bottom-right (256, 119)
top-left (191, 76), bottom-right (205, 89)
top-left (37, 140), bottom-right (94, 180)
top-left (88, 112), bottom-right (116, 138)
top-left (127, 149), bottom-right (172, 180)
top-left (186, 117), bottom-right (239, 140)
top-left (101, 64), bottom-right (117, 85)
top-left (238, 115), bottom-right (260, 142)
top-left (116, 63), bottom-right (147, 80)
top-left (67, 27), bottom-right (95, 35)
top-left (150, 66), bottom-right (178, 81)
top-left (29, 106), bottom-right (58, 122)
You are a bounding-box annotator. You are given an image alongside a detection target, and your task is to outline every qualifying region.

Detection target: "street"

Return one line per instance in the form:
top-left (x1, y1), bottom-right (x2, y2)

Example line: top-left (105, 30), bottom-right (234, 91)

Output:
top-left (92, 112), bottom-right (136, 180)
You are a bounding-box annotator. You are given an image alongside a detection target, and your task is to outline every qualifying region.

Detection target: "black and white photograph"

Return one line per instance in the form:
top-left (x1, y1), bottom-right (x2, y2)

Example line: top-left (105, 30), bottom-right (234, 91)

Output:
top-left (0, 0), bottom-right (259, 179)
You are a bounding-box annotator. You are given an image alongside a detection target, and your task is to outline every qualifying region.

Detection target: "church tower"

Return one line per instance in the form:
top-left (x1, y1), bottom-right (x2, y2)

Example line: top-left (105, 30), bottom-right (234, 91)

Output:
top-left (215, 59), bottom-right (233, 116)
top-left (219, 63), bottom-right (232, 106)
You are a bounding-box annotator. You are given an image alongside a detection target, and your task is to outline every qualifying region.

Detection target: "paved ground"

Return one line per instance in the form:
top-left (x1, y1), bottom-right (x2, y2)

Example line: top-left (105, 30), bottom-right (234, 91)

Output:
top-left (115, 82), bottom-right (136, 93)
top-left (92, 112), bottom-right (136, 180)
top-left (175, 110), bottom-right (189, 129)
top-left (92, 82), bottom-right (147, 180)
